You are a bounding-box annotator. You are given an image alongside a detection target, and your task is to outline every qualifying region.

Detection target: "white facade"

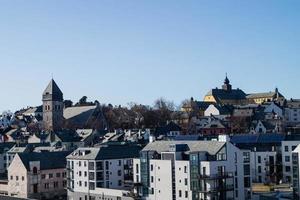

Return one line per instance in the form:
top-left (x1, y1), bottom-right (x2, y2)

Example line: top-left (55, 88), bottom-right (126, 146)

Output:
top-left (250, 151), bottom-right (277, 184)
top-left (282, 140), bottom-right (300, 183)
top-left (134, 137), bottom-right (251, 200)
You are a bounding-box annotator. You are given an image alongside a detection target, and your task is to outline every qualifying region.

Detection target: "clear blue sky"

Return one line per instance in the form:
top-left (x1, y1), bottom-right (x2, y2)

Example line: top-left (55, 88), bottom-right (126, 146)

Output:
top-left (0, 1), bottom-right (300, 112)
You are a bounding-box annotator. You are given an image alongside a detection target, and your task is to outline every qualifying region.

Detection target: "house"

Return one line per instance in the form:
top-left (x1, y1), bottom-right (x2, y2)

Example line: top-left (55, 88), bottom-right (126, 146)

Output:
top-left (204, 104), bottom-right (232, 119)
top-left (133, 135), bottom-right (251, 200)
top-left (7, 151), bottom-right (70, 199)
top-left (66, 143), bottom-right (142, 200)
top-left (0, 142), bottom-right (15, 174)
top-left (285, 99), bottom-right (300, 126)
top-left (154, 122), bottom-right (182, 137)
top-left (204, 75), bottom-right (247, 105)
top-left (246, 88), bottom-right (285, 105)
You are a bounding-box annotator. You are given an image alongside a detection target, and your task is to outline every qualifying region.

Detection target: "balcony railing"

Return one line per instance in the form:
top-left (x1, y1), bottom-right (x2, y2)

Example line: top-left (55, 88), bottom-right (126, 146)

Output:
top-left (198, 172), bottom-right (234, 180)
top-left (198, 184), bottom-right (234, 193)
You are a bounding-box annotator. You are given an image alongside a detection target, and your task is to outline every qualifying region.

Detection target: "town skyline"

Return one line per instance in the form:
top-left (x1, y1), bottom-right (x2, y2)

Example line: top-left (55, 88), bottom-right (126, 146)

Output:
top-left (0, 73), bottom-right (294, 113)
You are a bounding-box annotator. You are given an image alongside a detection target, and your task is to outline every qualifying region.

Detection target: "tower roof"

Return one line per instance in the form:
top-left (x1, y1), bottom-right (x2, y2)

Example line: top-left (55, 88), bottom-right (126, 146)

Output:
top-left (42, 79), bottom-right (63, 101)
top-left (224, 74), bottom-right (230, 84)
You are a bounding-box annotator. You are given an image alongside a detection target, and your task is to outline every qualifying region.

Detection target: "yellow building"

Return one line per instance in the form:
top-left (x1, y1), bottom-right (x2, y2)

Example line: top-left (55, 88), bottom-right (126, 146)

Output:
top-left (246, 88), bottom-right (285, 105)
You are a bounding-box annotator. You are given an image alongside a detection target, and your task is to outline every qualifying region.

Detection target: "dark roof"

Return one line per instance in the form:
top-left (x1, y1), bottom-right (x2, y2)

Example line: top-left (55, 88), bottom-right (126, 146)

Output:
top-left (284, 134), bottom-right (300, 141)
top-left (231, 133), bottom-right (285, 144)
top-left (42, 79), bottom-right (63, 101)
top-left (154, 122), bottom-right (181, 136)
top-left (55, 130), bottom-right (82, 142)
top-left (194, 101), bottom-right (216, 110)
top-left (0, 142), bottom-right (15, 154)
top-left (18, 151), bottom-right (70, 171)
top-left (207, 88), bottom-right (246, 102)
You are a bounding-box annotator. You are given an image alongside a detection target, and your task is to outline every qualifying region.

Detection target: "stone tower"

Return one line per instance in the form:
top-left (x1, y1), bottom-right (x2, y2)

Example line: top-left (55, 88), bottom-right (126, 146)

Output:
top-left (42, 79), bottom-right (64, 131)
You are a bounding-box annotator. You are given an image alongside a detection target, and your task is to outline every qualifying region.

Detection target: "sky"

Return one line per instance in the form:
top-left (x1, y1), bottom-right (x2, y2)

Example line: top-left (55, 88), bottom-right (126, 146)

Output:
top-left (0, 0), bottom-right (300, 112)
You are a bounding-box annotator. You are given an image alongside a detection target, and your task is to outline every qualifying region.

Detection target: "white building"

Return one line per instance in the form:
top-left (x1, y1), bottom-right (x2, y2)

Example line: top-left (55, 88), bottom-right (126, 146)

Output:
top-left (133, 135), bottom-right (251, 200)
top-left (66, 143), bottom-right (141, 200)
top-left (282, 135), bottom-right (300, 183)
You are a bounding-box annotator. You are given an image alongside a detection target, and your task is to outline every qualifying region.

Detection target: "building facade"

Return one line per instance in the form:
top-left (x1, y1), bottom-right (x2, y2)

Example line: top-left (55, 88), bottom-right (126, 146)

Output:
top-left (66, 143), bottom-right (141, 200)
top-left (134, 136), bottom-right (251, 200)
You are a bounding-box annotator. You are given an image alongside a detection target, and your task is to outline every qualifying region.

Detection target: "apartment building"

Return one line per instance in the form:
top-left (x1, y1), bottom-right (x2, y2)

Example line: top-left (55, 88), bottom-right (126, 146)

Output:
top-left (66, 142), bottom-right (142, 200)
top-left (133, 135), bottom-right (251, 200)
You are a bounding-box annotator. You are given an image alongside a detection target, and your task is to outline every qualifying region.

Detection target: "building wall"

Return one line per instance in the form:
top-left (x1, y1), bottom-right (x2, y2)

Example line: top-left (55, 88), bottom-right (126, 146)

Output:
top-left (148, 159), bottom-right (173, 200)
top-left (174, 161), bottom-right (192, 200)
top-left (68, 157), bottom-right (134, 199)
top-left (282, 141), bottom-right (300, 183)
top-left (250, 151), bottom-right (277, 184)
top-left (7, 155), bottom-right (28, 198)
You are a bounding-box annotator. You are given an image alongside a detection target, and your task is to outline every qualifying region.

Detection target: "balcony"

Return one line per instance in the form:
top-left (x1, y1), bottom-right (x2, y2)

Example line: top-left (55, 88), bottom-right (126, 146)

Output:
top-left (198, 172), bottom-right (234, 180)
top-left (198, 184), bottom-right (234, 193)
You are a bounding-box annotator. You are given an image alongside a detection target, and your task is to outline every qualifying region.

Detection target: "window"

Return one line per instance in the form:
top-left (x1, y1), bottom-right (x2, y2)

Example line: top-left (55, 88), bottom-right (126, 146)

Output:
top-left (285, 156), bottom-right (290, 162)
top-left (136, 164), bottom-right (139, 173)
top-left (22, 176), bottom-right (24, 181)
top-left (16, 176), bottom-right (18, 181)
top-left (79, 171), bottom-right (82, 177)
top-left (286, 166), bottom-right (291, 172)
top-left (118, 170), bottom-right (122, 176)
top-left (84, 171), bottom-right (87, 177)
top-left (41, 174), bottom-right (46, 179)
top-left (79, 161), bottom-right (81, 167)
top-left (150, 164), bottom-right (153, 171)
top-left (258, 156), bottom-right (261, 164)
top-left (89, 162), bottom-right (95, 170)
top-left (258, 166), bottom-right (262, 173)
top-left (56, 173), bottom-right (61, 178)
top-left (89, 182), bottom-right (95, 190)
top-left (79, 181), bottom-right (82, 186)
top-left (10, 176), bottom-right (13, 180)
top-left (285, 146), bottom-right (289, 152)
top-left (151, 176), bottom-right (154, 183)
top-left (185, 191), bottom-right (188, 198)
top-left (44, 183), bottom-right (49, 189)
top-left (32, 167), bottom-right (38, 174)
top-left (49, 173), bottom-right (53, 179)
top-left (118, 160), bottom-right (121, 166)
top-left (179, 190), bottom-right (182, 197)
top-left (118, 180), bottom-right (122, 186)
top-left (184, 166), bottom-right (187, 173)
top-left (185, 178), bottom-right (188, 186)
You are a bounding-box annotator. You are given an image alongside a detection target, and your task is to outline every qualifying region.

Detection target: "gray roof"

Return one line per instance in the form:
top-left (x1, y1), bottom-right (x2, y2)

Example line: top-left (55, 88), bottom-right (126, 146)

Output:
top-left (246, 92), bottom-right (283, 99)
top-left (42, 79), bottom-right (63, 101)
top-left (67, 143), bottom-right (142, 160)
top-left (142, 140), bottom-right (225, 155)
top-left (64, 105), bottom-right (96, 120)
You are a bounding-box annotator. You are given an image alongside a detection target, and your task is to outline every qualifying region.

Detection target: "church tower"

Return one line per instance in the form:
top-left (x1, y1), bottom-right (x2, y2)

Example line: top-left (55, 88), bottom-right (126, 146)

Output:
top-left (222, 74), bottom-right (232, 92)
top-left (42, 79), bottom-right (64, 131)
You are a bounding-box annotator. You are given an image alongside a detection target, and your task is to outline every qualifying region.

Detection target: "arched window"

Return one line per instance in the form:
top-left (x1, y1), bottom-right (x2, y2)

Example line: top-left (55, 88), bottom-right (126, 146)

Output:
top-left (33, 167), bottom-right (38, 174)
